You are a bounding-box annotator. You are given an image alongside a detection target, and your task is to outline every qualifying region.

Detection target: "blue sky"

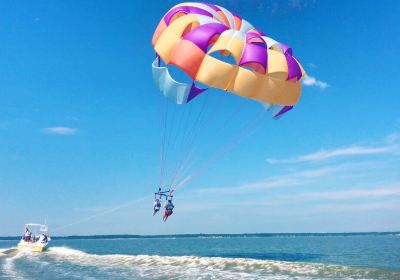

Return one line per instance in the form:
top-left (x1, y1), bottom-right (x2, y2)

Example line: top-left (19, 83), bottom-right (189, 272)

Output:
top-left (1, 0), bottom-right (400, 235)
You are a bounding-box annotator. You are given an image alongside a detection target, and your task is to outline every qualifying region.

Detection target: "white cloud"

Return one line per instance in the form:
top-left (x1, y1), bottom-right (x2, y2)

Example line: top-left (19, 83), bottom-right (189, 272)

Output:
top-left (289, 0), bottom-right (305, 9)
top-left (194, 166), bottom-right (341, 196)
top-left (313, 200), bottom-right (400, 213)
top-left (386, 132), bottom-right (400, 144)
top-left (196, 159), bottom-right (397, 196)
top-left (302, 75), bottom-right (329, 89)
top-left (43, 127), bottom-right (78, 135)
top-left (296, 186), bottom-right (400, 201)
top-left (194, 176), bottom-right (303, 195)
top-left (295, 166), bottom-right (339, 178)
top-left (267, 145), bottom-right (399, 164)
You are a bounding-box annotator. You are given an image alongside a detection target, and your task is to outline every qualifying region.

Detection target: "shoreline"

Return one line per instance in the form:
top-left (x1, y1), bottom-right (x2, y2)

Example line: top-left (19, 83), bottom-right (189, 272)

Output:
top-left (1, 231), bottom-right (399, 241)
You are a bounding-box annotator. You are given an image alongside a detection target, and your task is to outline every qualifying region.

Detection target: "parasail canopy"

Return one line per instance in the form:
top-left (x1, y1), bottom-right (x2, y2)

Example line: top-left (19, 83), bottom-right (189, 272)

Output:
top-left (152, 2), bottom-right (306, 118)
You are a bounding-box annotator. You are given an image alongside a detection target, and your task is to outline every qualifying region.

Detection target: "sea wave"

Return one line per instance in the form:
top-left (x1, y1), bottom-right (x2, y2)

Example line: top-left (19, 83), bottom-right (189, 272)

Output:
top-left (40, 247), bottom-right (400, 280)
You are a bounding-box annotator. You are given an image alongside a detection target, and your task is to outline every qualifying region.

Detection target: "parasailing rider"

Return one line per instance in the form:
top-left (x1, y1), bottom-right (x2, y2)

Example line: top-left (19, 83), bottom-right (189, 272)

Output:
top-left (163, 194), bottom-right (174, 222)
top-left (153, 188), bottom-right (163, 215)
top-left (153, 197), bottom-right (161, 216)
top-left (153, 188), bottom-right (175, 221)
top-left (153, 187), bottom-right (171, 215)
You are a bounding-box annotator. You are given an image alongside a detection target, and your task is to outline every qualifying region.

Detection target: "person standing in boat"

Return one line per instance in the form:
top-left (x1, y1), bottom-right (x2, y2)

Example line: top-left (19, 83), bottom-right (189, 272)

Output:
top-left (23, 228), bottom-right (31, 242)
top-left (38, 233), bottom-right (48, 243)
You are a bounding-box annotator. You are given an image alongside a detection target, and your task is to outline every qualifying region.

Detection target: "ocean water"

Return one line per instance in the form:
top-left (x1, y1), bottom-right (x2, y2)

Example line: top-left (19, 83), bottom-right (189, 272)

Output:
top-left (0, 233), bottom-right (399, 279)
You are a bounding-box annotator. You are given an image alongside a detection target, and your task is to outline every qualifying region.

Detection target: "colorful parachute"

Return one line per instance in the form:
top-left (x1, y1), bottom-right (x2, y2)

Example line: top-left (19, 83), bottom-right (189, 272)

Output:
top-left (152, 2), bottom-right (305, 118)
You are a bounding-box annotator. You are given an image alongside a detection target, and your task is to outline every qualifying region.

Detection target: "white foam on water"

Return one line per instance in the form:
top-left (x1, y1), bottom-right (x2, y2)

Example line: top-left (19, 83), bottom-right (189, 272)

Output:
top-left (44, 247), bottom-right (400, 280)
top-left (1, 252), bottom-right (25, 280)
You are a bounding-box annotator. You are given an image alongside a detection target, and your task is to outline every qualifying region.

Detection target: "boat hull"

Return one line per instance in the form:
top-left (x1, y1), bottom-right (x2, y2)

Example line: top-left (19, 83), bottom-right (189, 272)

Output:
top-left (17, 241), bottom-right (47, 252)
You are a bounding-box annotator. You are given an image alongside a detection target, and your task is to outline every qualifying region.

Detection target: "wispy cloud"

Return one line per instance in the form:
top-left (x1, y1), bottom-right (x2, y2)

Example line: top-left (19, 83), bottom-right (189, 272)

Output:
top-left (302, 75), bottom-right (329, 89)
top-left (267, 145), bottom-right (399, 164)
top-left (313, 200), bottom-right (400, 213)
top-left (195, 166), bottom-right (341, 195)
top-left (187, 133), bottom-right (400, 222)
top-left (296, 186), bottom-right (400, 201)
top-left (308, 63), bottom-right (317, 68)
top-left (289, 0), bottom-right (307, 9)
top-left (386, 132), bottom-right (400, 144)
top-left (43, 126), bottom-right (78, 135)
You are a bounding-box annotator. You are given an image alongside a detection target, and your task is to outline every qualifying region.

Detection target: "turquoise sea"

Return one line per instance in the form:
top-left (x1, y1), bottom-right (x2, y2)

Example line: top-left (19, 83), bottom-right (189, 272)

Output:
top-left (1, 233), bottom-right (399, 279)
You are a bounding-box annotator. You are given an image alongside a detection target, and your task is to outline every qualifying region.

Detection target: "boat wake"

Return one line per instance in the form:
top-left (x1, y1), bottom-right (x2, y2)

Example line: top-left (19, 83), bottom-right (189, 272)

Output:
top-left (1, 250), bottom-right (25, 280)
top-left (1, 246), bottom-right (399, 280)
top-left (42, 247), bottom-right (399, 280)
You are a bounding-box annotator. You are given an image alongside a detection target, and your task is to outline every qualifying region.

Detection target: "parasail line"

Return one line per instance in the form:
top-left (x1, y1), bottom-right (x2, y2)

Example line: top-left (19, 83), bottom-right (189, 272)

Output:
top-left (52, 195), bottom-right (151, 233)
top-left (174, 107), bottom-right (267, 190)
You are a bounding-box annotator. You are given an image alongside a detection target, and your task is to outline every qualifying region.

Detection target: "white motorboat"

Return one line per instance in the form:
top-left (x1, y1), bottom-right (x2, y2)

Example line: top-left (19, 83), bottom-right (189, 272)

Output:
top-left (17, 223), bottom-right (51, 252)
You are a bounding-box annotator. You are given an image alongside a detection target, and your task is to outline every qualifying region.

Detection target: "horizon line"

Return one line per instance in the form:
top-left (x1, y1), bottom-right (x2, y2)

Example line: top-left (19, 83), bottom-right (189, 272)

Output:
top-left (1, 231), bottom-right (399, 240)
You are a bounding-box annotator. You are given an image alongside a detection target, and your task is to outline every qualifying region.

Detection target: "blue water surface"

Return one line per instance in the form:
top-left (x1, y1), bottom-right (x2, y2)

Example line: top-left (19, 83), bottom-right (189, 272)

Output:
top-left (1, 233), bottom-right (399, 279)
